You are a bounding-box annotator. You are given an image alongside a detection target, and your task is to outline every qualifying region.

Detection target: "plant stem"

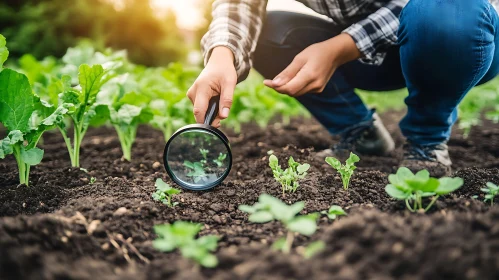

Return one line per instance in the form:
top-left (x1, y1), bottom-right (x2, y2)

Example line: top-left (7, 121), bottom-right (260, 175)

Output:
top-left (405, 199), bottom-right (415, 212)
top-left (73, 124), bottom-right (82, 168)
top-left (283, 231), bottom-right (294, 254)
top-left (424, 195), bottom-right (440, 212)
top-left (13, 145), bottom-right (29, 186)
top-left (59, 127), bottom-right (75, 165)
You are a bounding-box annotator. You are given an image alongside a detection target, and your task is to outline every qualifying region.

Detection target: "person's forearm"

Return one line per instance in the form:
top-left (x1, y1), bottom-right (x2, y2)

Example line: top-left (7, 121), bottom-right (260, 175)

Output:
top-left (208, 46), bottom-right (235, 66)
top-left (325, 33), bottom-right (362, 66)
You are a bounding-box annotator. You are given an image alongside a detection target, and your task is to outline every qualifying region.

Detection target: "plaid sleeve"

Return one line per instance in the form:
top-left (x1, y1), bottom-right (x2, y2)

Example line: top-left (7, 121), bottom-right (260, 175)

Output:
top-left (342, 0), bottom-right (407, 65)
top-left (201, 0), bottom-right (267, 83)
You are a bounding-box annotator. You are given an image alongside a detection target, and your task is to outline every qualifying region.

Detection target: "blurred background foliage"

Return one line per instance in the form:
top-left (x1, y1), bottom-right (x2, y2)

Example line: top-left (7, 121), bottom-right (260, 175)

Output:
top-left (0, 0), bottom-right (213, 66)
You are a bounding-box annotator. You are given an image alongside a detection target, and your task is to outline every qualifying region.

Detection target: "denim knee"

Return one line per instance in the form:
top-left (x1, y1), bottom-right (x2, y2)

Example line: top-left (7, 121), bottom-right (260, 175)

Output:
top-left (399, 0), bottom-right (494, 52)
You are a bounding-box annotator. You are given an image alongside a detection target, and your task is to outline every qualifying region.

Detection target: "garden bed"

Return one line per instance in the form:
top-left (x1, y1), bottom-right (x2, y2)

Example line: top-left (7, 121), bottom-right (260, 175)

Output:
top-left (1, 112), bottom-right (499, 280)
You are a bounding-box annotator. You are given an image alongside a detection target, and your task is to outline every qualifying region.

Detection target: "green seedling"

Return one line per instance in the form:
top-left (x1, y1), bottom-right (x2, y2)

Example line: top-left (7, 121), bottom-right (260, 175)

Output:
top-left (325, 152), bottom-right (360, 190)
top-left (320, 205), bottom-right (347, 220)
top-left (152, 178), bottom-right (181, 207)
top-left (385, 167), bottom-right (464, 213)
top-left (0, 65), bottom-right (68, 186)
top-left (57, 64), bottom-right (115, 167)
top-left (153, 221), bottom-right (219, 268)
top-left (239, 194), bottom-right (319, 254)
top-left (269, 155), bottom-right (310, 194)
top-left (481, 182), bottom-right (499, 206)
top-left (183, 161), bottom-right (207, 183)
top-left (90, 177), bottom-right (96, 184)
top-left (213, 152), bottom-right (227, 167)
top-left (199, 148), bottom-right (208, 165)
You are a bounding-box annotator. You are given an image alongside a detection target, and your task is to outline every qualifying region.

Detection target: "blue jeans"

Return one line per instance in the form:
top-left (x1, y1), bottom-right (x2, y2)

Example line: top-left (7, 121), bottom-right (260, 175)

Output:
top-left (253, 0), bottom-right (499, 145)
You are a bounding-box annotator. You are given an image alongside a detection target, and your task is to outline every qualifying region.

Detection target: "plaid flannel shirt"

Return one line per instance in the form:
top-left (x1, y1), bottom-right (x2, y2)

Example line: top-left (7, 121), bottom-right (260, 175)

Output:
top-left (201, 0), bottom-right (408, 82)
top-left (202, 0), bottom-right (499, 82)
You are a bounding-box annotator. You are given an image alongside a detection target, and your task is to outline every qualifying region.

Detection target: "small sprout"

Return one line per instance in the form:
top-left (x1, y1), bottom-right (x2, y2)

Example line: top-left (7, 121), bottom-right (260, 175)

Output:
top-left (183, 161), bottom-right (207, 183)
top-left (269, 154), bottom-right (310, 194)
top-left (90, 177), bottom-right (96, 184)
top-left (481, 182), bottom-right (499, 206)
top-left (325, 152), bottom-right (360, 190)
top-left (238, 194), bottom-right (319, 254)
top-left (302, 240), bottom-right (326, 259)
top-left (152, 221), bottom-right (219, 268)
top-left (320, 205), bottom-right (347, 220)
top-left (385, 167), bottom-right (464, 213)
top-left (199, 148), bottom-right (208, 165)
top-left (152, 178), bottom-right (181, 207)
top-left (213, 152), bottom-right (227, 167)
top-left (267, 150), bottom-right (274, 155)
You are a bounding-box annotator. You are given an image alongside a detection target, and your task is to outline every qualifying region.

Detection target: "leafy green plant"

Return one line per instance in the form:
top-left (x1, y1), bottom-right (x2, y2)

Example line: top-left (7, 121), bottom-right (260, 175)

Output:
top-left (183, 161), bottom-right (207, 183)
top-left (213, 152), bottom-right (227, 167)
top-left (320, 205), bottom-right (347, 220)
top-left (269, 155), bottom-right (310, 194)
top-left (385, 167), bottom-right (464, 213)
top-left (0, 68), bottom-right (68, 186)
top-left (152, 178), bottom-right (181, 207)
top-left (481, 182), bottom-right (499, 206)
top-left (199, 148), bottom-right (208, 165)
top-left (152, 221), bottom-right (219, 268)
top-left (238, 194), bottom-right (319, 254)
top-left (57, 64), bottom-right (114, 167)
top-left (325, 153), bottom-right (360, 190)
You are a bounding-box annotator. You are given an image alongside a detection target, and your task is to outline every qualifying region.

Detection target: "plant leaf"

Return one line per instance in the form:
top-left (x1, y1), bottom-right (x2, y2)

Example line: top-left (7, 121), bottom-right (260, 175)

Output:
top-left (287, 215), bottom-right (317, 236)
top-left (385, 184), bottom-right (411, 200)
top-left (152, 239), bottom-right (176, 252)
top-left (303, 241), bottom-right (325, 259)
top-left (0, 34), bottom-right (8, 69)
top-left (0, 69), bottom-right (34, 132)
top-left (238, 204), bottom-right (256, 214)
top-left (249, 211), bottom-right (274, 223)
top-left (297, 163), bottom-right (310, 174)
top-left (20, 147), bottom-right (44, 166)
top-left (435, 177), bottom-right (464, 195)
top-left (196, 235), bottom-right (219, 251)
top-left (325, 157), bottom-right (341, 170)
top-left (198, 254), bottom-right (218, 268)
top-left (346, 152), bottom-right (360, 166)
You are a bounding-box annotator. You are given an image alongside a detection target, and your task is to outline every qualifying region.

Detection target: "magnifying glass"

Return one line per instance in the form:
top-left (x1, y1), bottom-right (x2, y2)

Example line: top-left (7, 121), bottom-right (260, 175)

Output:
top-left (163, 96), bottom-right (232, 191)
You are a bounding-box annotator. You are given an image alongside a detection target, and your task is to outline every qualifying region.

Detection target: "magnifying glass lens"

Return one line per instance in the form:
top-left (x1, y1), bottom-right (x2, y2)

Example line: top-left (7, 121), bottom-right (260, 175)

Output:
top-left (165, 129), bottom-right (230, 190)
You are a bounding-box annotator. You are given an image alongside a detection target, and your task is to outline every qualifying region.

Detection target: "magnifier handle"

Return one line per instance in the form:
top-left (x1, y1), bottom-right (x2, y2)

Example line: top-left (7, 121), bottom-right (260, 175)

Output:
top-left (204, 95), bottom-right (220, 126)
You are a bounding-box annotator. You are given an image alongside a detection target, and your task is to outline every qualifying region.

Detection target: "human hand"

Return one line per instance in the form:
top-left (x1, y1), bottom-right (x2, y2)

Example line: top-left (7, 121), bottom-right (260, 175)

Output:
top-left (263, 33), bottom-right (361, 97)
top-left (187, 46), bottom-right (237, 128)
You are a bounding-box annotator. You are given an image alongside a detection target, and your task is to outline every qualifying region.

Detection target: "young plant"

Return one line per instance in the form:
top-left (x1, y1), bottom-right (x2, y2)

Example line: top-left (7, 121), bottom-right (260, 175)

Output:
top-left (213, 152), bottom-right (227, 167)
top-left (238, 194), bottom-right (319, 254)
top-left (152, 221), bottom-right (219, 268)
top-left (152, 178), bottom-right (181, 207)
top-left (385, 167), bottom-right (464, 213)
top-left (481, 182), bottom-right (499, 206)
top-left (0, 68), bottom-right (68, 186)
top-left (199, 148), bottom-right (208, 165)
top-left (183, 161), bottom-right (207, 183)
top-left (325, 152), bottom-right (360, 190)
top-left (108, 104), bottom-right (152, 161)
top-left (269, 155), bottom-right (310, 194)
top-left (57, 64), bottom-right (114, 167)
top-left (320, 205), bottom-right (347, 220)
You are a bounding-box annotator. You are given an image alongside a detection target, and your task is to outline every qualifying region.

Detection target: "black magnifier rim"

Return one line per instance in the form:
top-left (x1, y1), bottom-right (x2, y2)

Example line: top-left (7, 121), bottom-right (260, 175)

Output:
top-left (163, 124), bottom-right (232, 191)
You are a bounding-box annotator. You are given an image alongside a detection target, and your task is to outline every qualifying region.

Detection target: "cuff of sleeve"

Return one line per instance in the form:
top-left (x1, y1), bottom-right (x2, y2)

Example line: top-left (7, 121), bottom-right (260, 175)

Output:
top-left (342, 24), bottom-right (384, 66)
top-left (202, 35), bottom-right (248, 82)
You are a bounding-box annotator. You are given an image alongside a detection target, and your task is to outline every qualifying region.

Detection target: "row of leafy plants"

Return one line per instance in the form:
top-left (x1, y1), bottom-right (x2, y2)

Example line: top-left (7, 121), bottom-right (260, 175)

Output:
top-left (150, 151), bottom-right (498, 268)
top-left (0, 35), bottom-right (306, 185)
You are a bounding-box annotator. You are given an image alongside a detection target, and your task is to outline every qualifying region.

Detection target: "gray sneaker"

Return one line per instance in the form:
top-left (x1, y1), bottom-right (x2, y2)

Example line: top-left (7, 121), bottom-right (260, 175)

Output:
top-left (400, 142), bottom-right (452, 177)
top-left (316, 113), bottom-right (395, 160)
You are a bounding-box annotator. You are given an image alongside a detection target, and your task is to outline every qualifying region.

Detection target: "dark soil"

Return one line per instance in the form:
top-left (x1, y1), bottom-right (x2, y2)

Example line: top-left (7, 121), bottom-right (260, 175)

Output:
top-left (1, 112), bottom-right (499, 280)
